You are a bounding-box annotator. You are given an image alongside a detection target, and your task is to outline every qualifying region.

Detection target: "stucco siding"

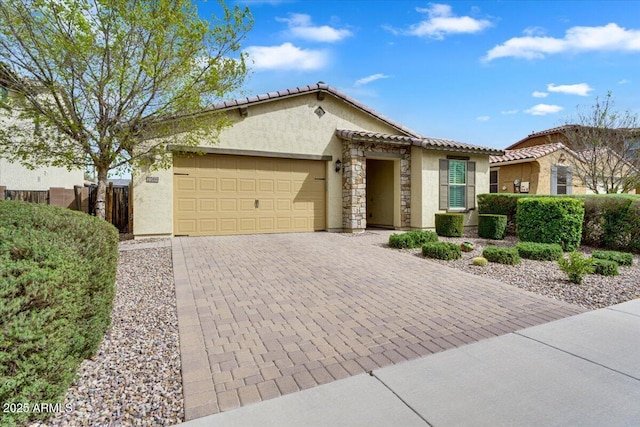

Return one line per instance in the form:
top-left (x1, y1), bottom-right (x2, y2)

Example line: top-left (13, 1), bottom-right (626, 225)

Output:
top-left (419, 151), bottom-right (489, 229)
top-left (133, 93), bottom-right (405, 237)
top-left (0, 158), bottom-right (84, 191)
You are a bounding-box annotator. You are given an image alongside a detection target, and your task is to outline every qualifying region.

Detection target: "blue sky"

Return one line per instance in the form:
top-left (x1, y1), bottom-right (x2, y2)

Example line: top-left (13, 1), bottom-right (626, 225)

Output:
top-left (199, 1), bottom-right (640, 150)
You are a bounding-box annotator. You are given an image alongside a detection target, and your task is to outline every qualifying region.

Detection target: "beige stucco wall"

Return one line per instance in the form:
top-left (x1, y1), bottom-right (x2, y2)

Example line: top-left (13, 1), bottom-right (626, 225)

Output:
top-left (413, 150), bottom-right (490, 229)
top-left (0, 158), bottom-right (84, 191)
top-left (133, 93), bottom-right (405, 237)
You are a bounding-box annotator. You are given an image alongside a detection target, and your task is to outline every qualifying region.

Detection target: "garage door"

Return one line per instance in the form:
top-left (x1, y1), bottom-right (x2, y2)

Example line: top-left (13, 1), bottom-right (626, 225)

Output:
top-left (173, 154), bottom-right (326, 236)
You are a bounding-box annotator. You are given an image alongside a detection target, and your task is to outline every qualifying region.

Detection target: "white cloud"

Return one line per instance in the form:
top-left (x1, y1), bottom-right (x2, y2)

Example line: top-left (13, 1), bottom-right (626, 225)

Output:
top-left (390, 3), bottom-right (492, 39)
top-left (276, 13), bottom-right (352, 42)
top-left (476, 116), bottom-right (490, 122)
top-left (485, 23), bottom-right (640, 61)
top-left (501, 109), bottom-right (519, 115)
top-left (619, 79), bottom-right (630, 84)
top-left (244, 43), bottom-right (328, 71)
top-left (532, 91), bottom-right (548, 98)
top-left (355, 73), bottom-right (390, 86)
top-left (525, 104), bottom-right (564, 115)
top-left (547, 83), bottom-right (593, 96)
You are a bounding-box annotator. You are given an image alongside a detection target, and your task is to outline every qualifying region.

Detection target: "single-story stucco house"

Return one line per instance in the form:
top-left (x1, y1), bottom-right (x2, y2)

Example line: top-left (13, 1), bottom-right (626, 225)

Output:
top-left (489, 142), bottom-right (585, 195)
top-left (133, 83), bottom-right (503, 238)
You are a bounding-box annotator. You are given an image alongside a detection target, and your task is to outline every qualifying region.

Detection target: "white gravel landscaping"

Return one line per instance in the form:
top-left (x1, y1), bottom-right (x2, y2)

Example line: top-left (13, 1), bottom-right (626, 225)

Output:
top-left (422, 230), bottom-right (640, 310)
top-left (30, 242), bottom-right (183, 427)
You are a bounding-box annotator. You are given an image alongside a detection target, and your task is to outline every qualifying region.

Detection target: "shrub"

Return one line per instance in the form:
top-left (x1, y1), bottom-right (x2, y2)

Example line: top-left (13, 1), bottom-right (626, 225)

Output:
top-left (406, 230), bottom-right (439, 246)
top-left (0, 201), bottom-right (118, 426)
top-left (422, 242), bottom-right (462, 260)
top-left (435, 213), bottom-right (464, 237)
top-left (388, 233), bottom-right (414, 249)
top-left (477, 193), bottom-right (532, 234)
top-left (482, 246), bottom-right (521, 265)
top-left (389, 230), bottom-right (438, 249)
top-left (516, 197), bottom-right (584, 251)
top-left (591, 250), bottom-right (634, 267)
top-left (478, 214), bottom-right (507, 240)
top-left (472, 256), bottom-right (488, 266)
top-left (515, 242), bottom-right (563, 261)
top-left (592, 258), bottom-right (619, 276)
top-left (558, 251), bottom-right (594, 284)
top-left (581, 195), bottom-right (640, 253)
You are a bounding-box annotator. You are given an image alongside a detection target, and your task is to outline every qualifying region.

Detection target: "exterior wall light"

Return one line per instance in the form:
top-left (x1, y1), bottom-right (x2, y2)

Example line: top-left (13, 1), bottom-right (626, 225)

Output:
top-left (335, 159), bottom-right (342, 173)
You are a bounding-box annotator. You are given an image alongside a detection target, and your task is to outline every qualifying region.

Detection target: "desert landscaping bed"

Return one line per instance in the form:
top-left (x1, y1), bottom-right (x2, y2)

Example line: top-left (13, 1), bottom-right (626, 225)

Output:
top-left (416, 229), bottom-right (640, 310)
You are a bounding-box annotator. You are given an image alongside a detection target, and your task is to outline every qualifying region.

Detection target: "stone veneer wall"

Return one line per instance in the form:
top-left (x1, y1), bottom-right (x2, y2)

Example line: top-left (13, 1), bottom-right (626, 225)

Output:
top-left (342, 141), bottom-right (411, 231)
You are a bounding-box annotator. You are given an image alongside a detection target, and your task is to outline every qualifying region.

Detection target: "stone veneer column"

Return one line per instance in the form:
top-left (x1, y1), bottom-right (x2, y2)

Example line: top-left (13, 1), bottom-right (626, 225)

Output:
top-left (342, 142), bottom-right (367, 232)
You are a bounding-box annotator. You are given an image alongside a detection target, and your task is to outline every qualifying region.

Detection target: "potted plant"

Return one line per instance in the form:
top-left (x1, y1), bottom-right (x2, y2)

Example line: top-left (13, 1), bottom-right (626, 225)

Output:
top-left (460, 242), bottom-right (474, 252)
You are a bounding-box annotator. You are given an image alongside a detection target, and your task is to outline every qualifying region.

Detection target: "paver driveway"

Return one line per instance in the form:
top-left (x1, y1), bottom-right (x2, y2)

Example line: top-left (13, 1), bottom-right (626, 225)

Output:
top-left (172, 231), bottom-right (584, 421)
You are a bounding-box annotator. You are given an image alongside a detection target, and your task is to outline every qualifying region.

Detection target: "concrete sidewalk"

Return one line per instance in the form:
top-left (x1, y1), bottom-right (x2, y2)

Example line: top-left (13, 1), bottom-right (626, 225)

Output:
top-left (176, 298), bottom-right (640, 427)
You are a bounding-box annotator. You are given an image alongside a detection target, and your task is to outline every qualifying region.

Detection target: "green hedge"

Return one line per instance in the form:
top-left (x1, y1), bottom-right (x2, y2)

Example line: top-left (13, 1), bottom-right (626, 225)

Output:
top-left (478, 214), bottom-right (507, 240)
top-left (480, 193), bottom-right (640, 253)
top-left (389, 230), bottom-right (438, 249)
top-left (482, 246), bottom-right (521, 265)
top-left (516, 198), bottom-right (584, 251)
top-left (435, 213), bottom-right (464, 237)
top-left (422, 242), bottom-right (462, 260)
top-left (0, 201), bottom-right (119, 426)
top-left (591, 250), bottom-right (634, 266)
top-left (515, 242), bottom-right (563, 261)
top-left (592, 258), bottom-right (619, 276)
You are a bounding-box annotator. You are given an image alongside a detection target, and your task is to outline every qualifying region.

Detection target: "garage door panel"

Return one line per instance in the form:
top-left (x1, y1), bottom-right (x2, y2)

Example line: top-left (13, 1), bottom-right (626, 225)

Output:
top-left (176, 177), bottom-right (196, 191)
top-left (199, 178), bottom-right (217, 191)
top-left (174, 154), bottom-right (325, 236)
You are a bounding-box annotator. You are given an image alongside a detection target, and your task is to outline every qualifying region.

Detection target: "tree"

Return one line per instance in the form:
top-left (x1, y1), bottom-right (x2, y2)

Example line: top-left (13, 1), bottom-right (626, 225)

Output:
top-left (0, 0), bottom-right (252, 219)
top-left (560, 93), bottom-right (640, 194)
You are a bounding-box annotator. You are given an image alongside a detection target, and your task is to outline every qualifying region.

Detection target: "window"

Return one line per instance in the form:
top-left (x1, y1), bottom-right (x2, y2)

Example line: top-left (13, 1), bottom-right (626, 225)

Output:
top-left (439, 159), bottom-right (476, 211)
top-left (551, 165), bottom-right (572, 195)
top-left (449, 160), bottom-right (466, 209)
top-left (490, 170), bottom-right (498, 193)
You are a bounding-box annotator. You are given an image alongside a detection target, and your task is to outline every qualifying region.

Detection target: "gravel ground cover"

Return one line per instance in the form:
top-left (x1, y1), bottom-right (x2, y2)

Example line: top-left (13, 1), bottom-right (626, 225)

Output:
top-left (30, 243), bottom-right (183, 427)
top-left (414, 229), bottom-right (640, 310)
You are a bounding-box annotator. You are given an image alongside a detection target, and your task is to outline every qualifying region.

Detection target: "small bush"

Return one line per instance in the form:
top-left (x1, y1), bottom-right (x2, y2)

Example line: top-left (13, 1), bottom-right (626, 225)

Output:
top-left (422, 242), bottom-right (462, 260)
top-left (388, 233), bottom-right (414, 249)
top-left (406, 230), bottom-right (439, 246)
top-left (389, 230), bottom-right (438, 249)
top-left (435, 213), bottom-right (464, 237)
top-left (592, 258), bottom-right (619, 276)
top-left (558, 251), bottom-right (594, 284)
top-left (591, 250), bottom-right (634, 267)
top-left (515, 242), bottom-right (563, 261)
top-left (472, 257), bottom-right (488, 266)
top-left (478, 214), bottom-right (507, 240)
top-left (516, 197), bottom-right (584, 251)
top-left (0, 201), bottom-right (119, 426)
top-left (482, 246), bottom-right (521, 265)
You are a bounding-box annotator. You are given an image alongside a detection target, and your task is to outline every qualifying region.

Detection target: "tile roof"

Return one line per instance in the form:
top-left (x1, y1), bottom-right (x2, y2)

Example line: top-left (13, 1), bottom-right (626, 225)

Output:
top-left (490, 142), bottom-right (567, 164)
top-left (336, 129), bottom-right (504, 156)
top-left (211, 82), bottom-right (422, 138)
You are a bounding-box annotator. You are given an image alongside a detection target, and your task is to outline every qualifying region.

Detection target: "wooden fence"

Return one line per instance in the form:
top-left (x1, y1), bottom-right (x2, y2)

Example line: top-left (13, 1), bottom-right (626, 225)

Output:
top-left (88, 183), bottom-right (131, 233)
top-left (2, 183), bottom-right (131, 234)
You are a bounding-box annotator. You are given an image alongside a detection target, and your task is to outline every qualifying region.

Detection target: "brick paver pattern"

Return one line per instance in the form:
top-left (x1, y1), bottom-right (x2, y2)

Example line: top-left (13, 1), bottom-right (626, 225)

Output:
top-left (172, 231), bottom-right (585, 420)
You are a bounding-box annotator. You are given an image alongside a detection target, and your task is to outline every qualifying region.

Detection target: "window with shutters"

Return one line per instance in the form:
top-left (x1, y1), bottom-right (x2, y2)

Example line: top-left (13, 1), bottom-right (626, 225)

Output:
top-left (439, 158), bottom-right (476, 211)
top-left (449, 160), bottom-right (466, 209)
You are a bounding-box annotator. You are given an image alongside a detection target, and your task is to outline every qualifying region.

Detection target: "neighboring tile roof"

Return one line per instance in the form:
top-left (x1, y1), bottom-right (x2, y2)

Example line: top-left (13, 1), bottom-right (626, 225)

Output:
top-left (490, 142), bottom-right (567, 164)
top-left (211, 82), bottom-right (422, 138)
top-left (336, 129), bottom-right (504, 156)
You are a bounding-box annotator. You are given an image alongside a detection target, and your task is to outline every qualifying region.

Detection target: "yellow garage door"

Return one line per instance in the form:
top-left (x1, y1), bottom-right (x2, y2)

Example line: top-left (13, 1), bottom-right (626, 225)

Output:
top-left (173, 154), bottom-right (326, 236)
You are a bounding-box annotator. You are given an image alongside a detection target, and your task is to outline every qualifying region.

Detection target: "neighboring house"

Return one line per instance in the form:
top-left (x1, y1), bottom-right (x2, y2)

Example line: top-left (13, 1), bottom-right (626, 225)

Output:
top-left (133, 83), bottom-right (502, 238)
top-left (489, 142), bottom-right (585, 195)
top-left (497, 125), bottom-right (639, 195)
top-left (0, 68), bottom-right (85, 198)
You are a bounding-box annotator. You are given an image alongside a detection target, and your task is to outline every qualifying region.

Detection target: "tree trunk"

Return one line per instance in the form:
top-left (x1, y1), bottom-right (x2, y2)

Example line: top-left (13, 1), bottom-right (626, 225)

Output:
top-left (95, 168), bottom-right (108, 220)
